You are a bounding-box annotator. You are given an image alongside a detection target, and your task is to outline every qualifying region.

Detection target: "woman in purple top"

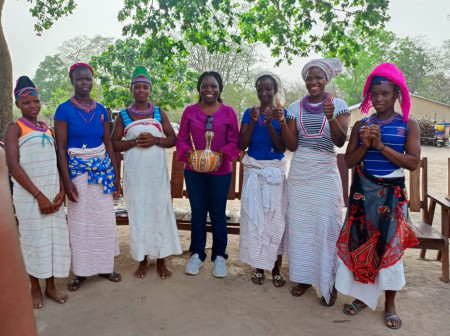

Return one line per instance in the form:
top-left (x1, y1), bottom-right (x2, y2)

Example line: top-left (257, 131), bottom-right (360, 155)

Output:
top-left (176, 71), bottom-right (240, 278)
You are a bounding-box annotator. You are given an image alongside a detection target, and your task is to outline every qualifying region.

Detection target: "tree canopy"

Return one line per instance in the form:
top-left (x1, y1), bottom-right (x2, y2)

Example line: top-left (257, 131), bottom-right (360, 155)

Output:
top-left (118, 0), bottom-right (390, 66)
top-left (0, 0), bottom-right (394, 136)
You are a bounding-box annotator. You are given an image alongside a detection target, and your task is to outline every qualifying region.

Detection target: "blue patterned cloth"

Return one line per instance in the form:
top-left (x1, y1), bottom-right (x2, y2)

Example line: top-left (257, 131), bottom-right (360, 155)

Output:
top-left (68, 153), bottom-right (115, 194)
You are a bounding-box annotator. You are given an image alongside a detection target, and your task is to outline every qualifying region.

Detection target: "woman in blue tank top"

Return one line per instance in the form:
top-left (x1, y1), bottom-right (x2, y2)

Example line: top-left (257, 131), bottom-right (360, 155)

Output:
top-left (335, 63), bottom-right (421, 330)
top-left (111, 66), bottom-right (181, 280)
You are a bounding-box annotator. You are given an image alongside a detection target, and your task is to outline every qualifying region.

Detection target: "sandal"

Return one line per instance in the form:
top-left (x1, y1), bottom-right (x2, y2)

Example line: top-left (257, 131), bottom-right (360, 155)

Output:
top-left (385, 313), bottom-right (402, 329)
top-left (272, 274), bottom-right (286, 288)
top-left (290, 283), bottom-right (312, 297)
top-left (343, 300), bottom-right (367, 315)
top-left (320, 295), bottom-right (337, 307)
top-left (251, 272), bottom-right (265, 285)
top-left (99, 271), bottom-right (122, 282)
top-left (67, 276), bottom-right (86, 292)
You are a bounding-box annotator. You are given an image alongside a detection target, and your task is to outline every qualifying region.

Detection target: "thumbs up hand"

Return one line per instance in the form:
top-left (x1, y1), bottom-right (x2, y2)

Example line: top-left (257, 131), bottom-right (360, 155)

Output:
top-left (272, 98), bottom-right (285, 123)
top-left (323, 94), bottom-right (335, 121)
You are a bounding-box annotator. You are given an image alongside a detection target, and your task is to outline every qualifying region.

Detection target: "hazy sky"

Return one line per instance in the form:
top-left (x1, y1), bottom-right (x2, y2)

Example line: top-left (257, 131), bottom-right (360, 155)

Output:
top-left (3, 0), bottom-right (450, 83)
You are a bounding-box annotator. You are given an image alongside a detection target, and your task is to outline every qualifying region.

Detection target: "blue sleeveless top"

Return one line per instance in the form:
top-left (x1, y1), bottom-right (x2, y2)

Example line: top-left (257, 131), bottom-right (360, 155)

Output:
top-left (361, 113), bottom-right (407, 176)
top-left (120, 107), bottom-right (161, 127)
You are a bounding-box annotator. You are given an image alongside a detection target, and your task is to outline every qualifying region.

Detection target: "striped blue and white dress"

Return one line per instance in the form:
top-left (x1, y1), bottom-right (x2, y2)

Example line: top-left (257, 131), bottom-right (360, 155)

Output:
top-left (286, 98), bottom-right (349, 303)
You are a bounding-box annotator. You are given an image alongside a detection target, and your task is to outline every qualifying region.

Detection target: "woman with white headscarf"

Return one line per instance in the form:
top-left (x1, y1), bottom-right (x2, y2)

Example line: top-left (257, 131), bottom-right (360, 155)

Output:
top-left (272, 58), bottom-right (349, 306)
top-left (238, 72), bottom-right (288, 288)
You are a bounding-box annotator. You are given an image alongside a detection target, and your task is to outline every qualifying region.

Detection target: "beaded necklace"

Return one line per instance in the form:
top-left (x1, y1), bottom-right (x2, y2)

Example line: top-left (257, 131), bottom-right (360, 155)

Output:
top-left (369, 112), bottom-right (402, 126)
top-left (71, 96), bottom-right (97, 113)
top-left (127, 102), bottom-right (155, 118)
top-left (18, 117), bottom-right (49, 132)
top-left (301, 92), bottom-right (329, 114)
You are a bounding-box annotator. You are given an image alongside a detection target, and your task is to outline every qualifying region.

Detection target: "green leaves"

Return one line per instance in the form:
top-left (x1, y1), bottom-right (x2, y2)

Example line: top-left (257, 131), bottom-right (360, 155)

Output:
top-left (27, 0), bottom-right (77, 35)
top-left (91, 37), bottom-right (198, 113)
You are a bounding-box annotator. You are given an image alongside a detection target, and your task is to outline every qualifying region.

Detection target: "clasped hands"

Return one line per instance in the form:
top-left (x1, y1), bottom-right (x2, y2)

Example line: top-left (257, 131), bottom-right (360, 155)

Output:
top-left (134, 132), bottom-right (158, 148)
top-left (359, 120), bottom-right (384, 150)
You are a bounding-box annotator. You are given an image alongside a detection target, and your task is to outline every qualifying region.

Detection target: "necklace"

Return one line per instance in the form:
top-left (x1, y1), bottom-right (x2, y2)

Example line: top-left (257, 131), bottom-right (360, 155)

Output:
top-left (77, 110), bottom-right (97, 123)
top-left (18, 117), bottom-right (49, 132)
top-left (71, 96), bottom-right (97, 112)
top-left (127, 102), bottom-right (155, 118)
top-left (369, 112), bottom-right (401, 126)
top-left (301, 93), bottom-right (329, 114)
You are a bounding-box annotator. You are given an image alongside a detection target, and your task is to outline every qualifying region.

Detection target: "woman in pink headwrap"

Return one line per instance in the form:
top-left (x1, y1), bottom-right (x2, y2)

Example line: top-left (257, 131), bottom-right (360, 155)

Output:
top-left (272, 57), bottom-right (350, 306)
top-left (335, 63), bottom-right (421, 329)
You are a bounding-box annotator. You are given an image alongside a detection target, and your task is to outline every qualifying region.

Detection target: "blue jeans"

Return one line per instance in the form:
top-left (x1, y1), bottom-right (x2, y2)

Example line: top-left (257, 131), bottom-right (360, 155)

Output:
top-left (184, 169), bottom-right (231, 262)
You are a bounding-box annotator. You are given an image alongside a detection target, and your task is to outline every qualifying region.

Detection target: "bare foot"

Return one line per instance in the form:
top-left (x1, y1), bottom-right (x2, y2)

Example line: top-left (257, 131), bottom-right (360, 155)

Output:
top-left (157, 258), bottom-right (172, 280)
top-left (45, 287), bottom-right (68, 304)
top-left (31, 288), bottom-right (43, 309)
top-left (135, 258), bottom-right (148, 278)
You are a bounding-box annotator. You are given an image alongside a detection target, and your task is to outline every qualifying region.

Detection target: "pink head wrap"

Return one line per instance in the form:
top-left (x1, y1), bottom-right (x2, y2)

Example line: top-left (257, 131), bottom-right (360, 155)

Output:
top-left (360, 63), bottom-right (410, 122)
top-left (69, 62), bottom-right (95, 78)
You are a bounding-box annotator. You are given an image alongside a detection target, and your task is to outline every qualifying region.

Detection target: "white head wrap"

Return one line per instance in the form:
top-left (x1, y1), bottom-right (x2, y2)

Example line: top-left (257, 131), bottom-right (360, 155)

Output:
top-left (254, 71), bottom-right (286, 106)
top-left (301, 57), bottom-right (343, 83)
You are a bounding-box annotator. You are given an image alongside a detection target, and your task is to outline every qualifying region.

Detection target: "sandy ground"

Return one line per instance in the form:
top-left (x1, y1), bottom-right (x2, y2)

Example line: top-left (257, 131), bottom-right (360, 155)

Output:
top-left (34, 145), bottom-right (450, 336)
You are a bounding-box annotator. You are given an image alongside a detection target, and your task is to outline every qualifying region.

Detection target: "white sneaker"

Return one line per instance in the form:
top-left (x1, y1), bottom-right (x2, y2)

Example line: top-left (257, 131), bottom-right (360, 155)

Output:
top-left (185, 253), bottom-right (203, 275)
top-left (213, 256), bottom-right (227, 278)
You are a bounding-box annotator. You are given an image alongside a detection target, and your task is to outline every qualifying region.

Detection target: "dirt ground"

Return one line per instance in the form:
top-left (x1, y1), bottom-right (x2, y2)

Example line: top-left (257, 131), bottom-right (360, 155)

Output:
top-left (34, 145), bottom-right (450, 336)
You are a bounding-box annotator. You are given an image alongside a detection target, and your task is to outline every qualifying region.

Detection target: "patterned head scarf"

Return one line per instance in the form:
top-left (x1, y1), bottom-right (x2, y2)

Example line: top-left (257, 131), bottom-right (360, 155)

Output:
top-left (130, 66), bottom-right (152, 88)
top-left (254, 71), bottom-right (286, 106)
top-left (360, 63), bottom-right (410, 122)
top-left (301, 57), bottom-right (343, 83)
top-left (14, 76), bottom-right (39, 99)
top-left (69, 62), bottom-right (95, 78)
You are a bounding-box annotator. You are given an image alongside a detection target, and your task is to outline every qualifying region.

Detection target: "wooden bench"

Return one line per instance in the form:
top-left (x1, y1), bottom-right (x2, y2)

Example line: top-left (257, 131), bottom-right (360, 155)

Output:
top-left (337, 154), bottom-right (449, 282)
top-left (170, 151), bottom-right (244, 234)
top-left (114, 150), bottom-right (245, 234)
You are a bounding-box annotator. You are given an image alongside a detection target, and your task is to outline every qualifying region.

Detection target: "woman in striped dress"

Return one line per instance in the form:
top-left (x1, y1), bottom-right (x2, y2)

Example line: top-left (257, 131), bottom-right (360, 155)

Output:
top-left (55, 63), bottom-right (122, 291)
top-left (335, 63), bottom-right (420, 329)
top-left (238, 72), bottom-right (288, 287)
top-left (111, 66), bottom-right (181, 279)
top-left (272, 58), bottom-right (349, 306)
top-left (4, 76), bottom-right (71, 308)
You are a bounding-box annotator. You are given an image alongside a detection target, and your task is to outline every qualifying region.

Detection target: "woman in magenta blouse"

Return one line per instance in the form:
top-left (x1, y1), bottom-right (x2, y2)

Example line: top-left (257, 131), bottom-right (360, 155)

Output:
top-left (176, 71), bottom-right (240, 278)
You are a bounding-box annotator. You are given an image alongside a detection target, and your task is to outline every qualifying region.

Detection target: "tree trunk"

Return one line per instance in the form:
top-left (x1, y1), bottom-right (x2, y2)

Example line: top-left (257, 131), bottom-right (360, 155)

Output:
top-left (0, 0), bottom-right (13, 139)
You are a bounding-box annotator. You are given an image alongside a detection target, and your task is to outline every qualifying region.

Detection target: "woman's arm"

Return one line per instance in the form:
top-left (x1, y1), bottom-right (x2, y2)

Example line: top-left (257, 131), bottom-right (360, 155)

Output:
top-left (271, 104), bottom-right (298, 152)
top-left (0, 149), bottom-right (38, 336)
top-left (328, 114), bottom-right (349, 148)
top-left (111, 115), bottom-right (136, 152)
top-left (220, 107), bottom-right (241, 161)
top-left (323, 97), bottom-right (349, 148)
top-left (370, 118), bottom-right (421, 171)
top-left (157, 108), bottom-right (176, 148)
top-left (238, 107), bottom-right (257, 150)
top-left (55, 120), bottom-right (78, 202)
top-left (102, 121), bottom-right (121, 197)
top-left (265, 107), bottom-right (286, 153)
top-left (4, 123), bottom-right (55, 214)
top-left (344, 119), bottom-right (371, 168)
top-left (175, 107), bottom-right (193, 162)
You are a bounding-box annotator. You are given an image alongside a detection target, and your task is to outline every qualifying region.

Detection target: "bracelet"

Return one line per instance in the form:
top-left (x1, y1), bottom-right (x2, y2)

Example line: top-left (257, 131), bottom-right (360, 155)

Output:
top-left (380, 144), bottom-right (386, 152)
top-left (34, 191), bottom-right (42, 199)
top-left (327, 114), bottom-right (336, 122)
top-left (128, 140), bottom-right (134, 149)
top-left (279, 118), bottom-right (286, 125)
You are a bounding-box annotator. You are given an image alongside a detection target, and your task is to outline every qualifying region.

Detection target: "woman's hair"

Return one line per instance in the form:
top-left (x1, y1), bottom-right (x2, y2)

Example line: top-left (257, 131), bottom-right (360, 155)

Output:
top-left (255, 74), bottom-right (278, 94)
top-left (197, 71), bottom-right (223, 103)
top-left (69, 64), bottom-right (94, 82)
